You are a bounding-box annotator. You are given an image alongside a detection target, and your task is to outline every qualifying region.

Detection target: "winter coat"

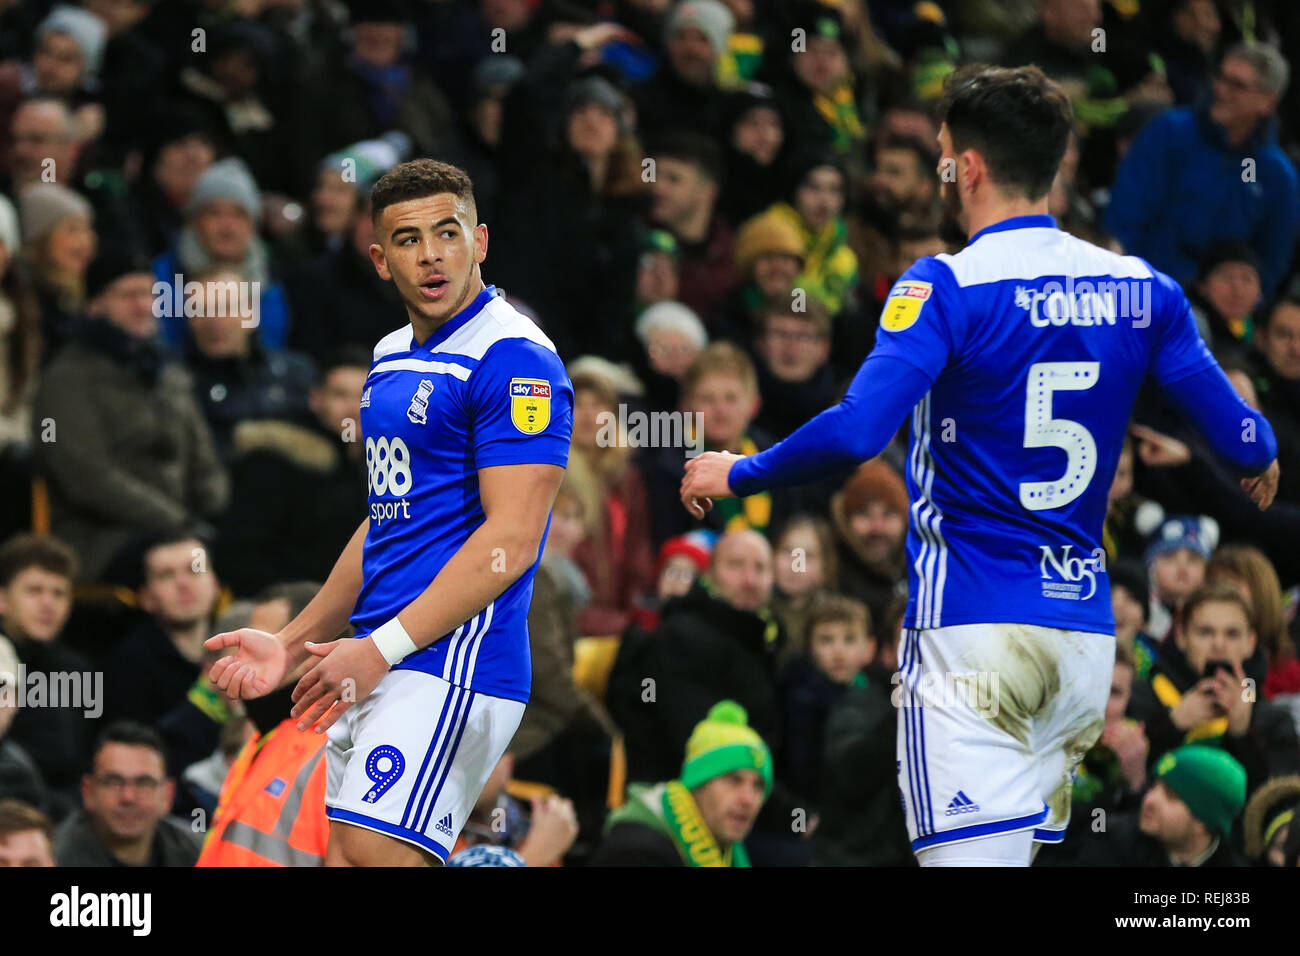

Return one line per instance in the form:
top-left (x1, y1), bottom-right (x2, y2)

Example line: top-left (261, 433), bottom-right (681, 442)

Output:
top-left (30, 320), bottom-right (228, 580)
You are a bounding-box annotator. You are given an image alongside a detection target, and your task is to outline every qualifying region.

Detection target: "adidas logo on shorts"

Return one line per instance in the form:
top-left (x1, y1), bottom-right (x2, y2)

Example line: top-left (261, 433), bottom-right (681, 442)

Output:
top-left (945, 791), bottom-right (980, 816)
top-left (435, 813), bottom-right (455, 837)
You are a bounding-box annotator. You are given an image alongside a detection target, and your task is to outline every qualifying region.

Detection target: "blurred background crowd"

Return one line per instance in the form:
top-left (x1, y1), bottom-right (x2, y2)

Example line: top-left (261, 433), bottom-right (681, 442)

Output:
top-left (0, 0), bottom-right (1299, 868)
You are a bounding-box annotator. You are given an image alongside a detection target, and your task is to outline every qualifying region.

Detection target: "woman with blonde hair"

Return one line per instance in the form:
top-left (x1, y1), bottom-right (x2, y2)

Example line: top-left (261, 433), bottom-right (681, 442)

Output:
top-left (1206, 544), bottom-right (1300, 699)
top-left (566, 367), bottom-right (655, 637)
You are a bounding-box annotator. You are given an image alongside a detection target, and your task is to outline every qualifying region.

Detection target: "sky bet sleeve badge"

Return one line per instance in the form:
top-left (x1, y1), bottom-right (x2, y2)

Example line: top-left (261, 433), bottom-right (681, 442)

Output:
top-left (509, 378), bottom-right (551, 434)
top-left (881, 280), bottom-right (933, 332)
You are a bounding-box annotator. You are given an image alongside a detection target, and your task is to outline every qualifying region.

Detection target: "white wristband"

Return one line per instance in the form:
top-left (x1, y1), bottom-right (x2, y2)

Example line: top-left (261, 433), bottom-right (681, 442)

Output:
top-left (369, 618), bottom-right (419, 666)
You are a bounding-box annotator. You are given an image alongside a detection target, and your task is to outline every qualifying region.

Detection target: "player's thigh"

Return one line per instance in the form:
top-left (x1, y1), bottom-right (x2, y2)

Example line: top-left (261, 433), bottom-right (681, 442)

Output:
top-left (1031, 630), bottom-right (1114, 832)
top-left (325, 819), bottom-right (440, 867)
top-left (324, 668), bottom-right (525, 863)
top-left (897, 625), bottom-right (1045, 852)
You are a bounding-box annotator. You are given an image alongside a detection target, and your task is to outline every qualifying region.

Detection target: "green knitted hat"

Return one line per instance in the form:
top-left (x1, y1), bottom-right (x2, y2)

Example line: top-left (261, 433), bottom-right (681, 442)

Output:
top-left (1155, 745), bottom-right (1247, 837)
top-left (680, 701), bottom-right (773, 797)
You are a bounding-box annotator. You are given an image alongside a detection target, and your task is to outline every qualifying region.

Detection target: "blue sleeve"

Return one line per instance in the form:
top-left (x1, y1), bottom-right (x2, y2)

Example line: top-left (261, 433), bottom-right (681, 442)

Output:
top-left (1150, 268), bottom-right (1218, 386)
top-left (865, 258), bottom-right (962, 380)
top-left (730, 259), bottom-right (958, 495)
top-left (1147, 269), bottom-right (1274, 473)
top-left (1160, 367), bottom-right (1277, 475)
top-left (729, 354), bottom-right (933, 495)
top-left (467, 337), bottom-right (573, 469)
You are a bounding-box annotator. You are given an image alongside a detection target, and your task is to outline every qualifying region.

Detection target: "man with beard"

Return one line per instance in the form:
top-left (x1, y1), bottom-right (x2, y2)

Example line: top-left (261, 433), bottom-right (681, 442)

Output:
top-left (682, 64), bottom-right (1278, 866)
top-left (829, 460), bottom-right (908, 628)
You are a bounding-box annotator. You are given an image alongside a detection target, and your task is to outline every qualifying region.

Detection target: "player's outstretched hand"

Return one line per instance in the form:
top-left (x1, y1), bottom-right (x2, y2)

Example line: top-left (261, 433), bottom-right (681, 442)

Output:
top-left (205, 628), bottom-right (291, 701)
top-left (1241, 459), bottom-right (1279, 511)
top-left (680, 450), bottom-right (744, 520)
top-left (289, 637), bottom-right (389, 734)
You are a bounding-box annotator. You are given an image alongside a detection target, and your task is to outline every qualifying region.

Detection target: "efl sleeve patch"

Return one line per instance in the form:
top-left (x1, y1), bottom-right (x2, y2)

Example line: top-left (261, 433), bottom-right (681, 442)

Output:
top-left (509, 378), bottom-right (551, 434)
top-left (881, 280), bottom-right (933, 332)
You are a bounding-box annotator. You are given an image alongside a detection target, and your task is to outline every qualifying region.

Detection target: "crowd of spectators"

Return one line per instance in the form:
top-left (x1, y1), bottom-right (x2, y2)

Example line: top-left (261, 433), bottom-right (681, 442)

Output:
top-left (1, 0), bottom-right (1300, 867)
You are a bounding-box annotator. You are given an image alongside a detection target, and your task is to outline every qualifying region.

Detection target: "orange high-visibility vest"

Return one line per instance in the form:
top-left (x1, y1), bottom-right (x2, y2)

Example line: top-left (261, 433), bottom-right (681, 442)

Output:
top-left (197, 720), bottom-right (329, 867)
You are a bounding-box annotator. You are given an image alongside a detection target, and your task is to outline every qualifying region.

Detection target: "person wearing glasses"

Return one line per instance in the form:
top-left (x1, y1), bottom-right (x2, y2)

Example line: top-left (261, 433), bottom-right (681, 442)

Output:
top-left (52, 722), bottom-right (200, 867)
top-left (1107, 43), bottom-right (1298, 297)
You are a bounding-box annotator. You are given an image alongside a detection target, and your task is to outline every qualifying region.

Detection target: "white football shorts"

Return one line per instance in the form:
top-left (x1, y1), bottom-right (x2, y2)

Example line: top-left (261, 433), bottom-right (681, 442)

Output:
top-left (324, 668), bottom-right (526, 861)
top-left (896, 622), bottom-right (1114, 853)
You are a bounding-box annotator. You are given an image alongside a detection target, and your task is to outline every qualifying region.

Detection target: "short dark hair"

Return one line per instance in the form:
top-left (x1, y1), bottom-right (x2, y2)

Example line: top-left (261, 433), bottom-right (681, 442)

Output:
top-left (370, 159), bottom-right (477, 227)
top-left (92, 721), bottom-right (169, 775)
top-left (0, 533), bottom-right (79, 587)
top-left (939, 64), bottom-right (1073, 201)
top-left (316, 346), bottom-right (373, 384)
top-left (141, 526), bottom-right (211, 580)
top-left (652, 131), bottom-right (725, 187)
top-left (0, 799), bottom-right (52, 844)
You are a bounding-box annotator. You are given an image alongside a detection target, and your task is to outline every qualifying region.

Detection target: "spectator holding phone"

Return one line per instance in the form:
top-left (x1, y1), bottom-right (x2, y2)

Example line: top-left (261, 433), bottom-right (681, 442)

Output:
top-left (1128, 585), bottom-right (1300, 794)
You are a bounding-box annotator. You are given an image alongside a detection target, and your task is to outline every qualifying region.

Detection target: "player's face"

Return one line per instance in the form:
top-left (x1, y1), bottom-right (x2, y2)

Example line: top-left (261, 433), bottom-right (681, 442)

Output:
top-left (0, 567), bottom-right (72, 643)
top-left (936, 124), bottom-right (967, 240)
top-left (371, 193), bottom-right (487, 330)
top-left (693, 770), bottom-right (765, 845)
top-left (1176, 600), bottom-right (1255, 674)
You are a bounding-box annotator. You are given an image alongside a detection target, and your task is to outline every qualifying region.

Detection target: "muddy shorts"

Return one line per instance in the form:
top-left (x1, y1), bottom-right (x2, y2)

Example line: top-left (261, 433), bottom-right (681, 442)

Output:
top-left (896, 623), bottom-right (1114, 853)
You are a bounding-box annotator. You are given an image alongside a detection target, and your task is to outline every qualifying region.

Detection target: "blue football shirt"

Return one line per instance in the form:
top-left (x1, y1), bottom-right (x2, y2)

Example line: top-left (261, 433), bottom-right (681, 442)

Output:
top-left (869, 215), bottom-right (1218, 633)
top-left (351, 285), bottom-right (573, 702)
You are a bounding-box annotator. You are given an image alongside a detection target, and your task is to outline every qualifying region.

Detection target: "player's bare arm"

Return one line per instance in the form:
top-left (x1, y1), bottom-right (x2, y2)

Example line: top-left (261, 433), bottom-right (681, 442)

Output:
top-left (206, 516), bottom-right (369, 699)
top-left (289, 462), bottom-right (565, 732)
